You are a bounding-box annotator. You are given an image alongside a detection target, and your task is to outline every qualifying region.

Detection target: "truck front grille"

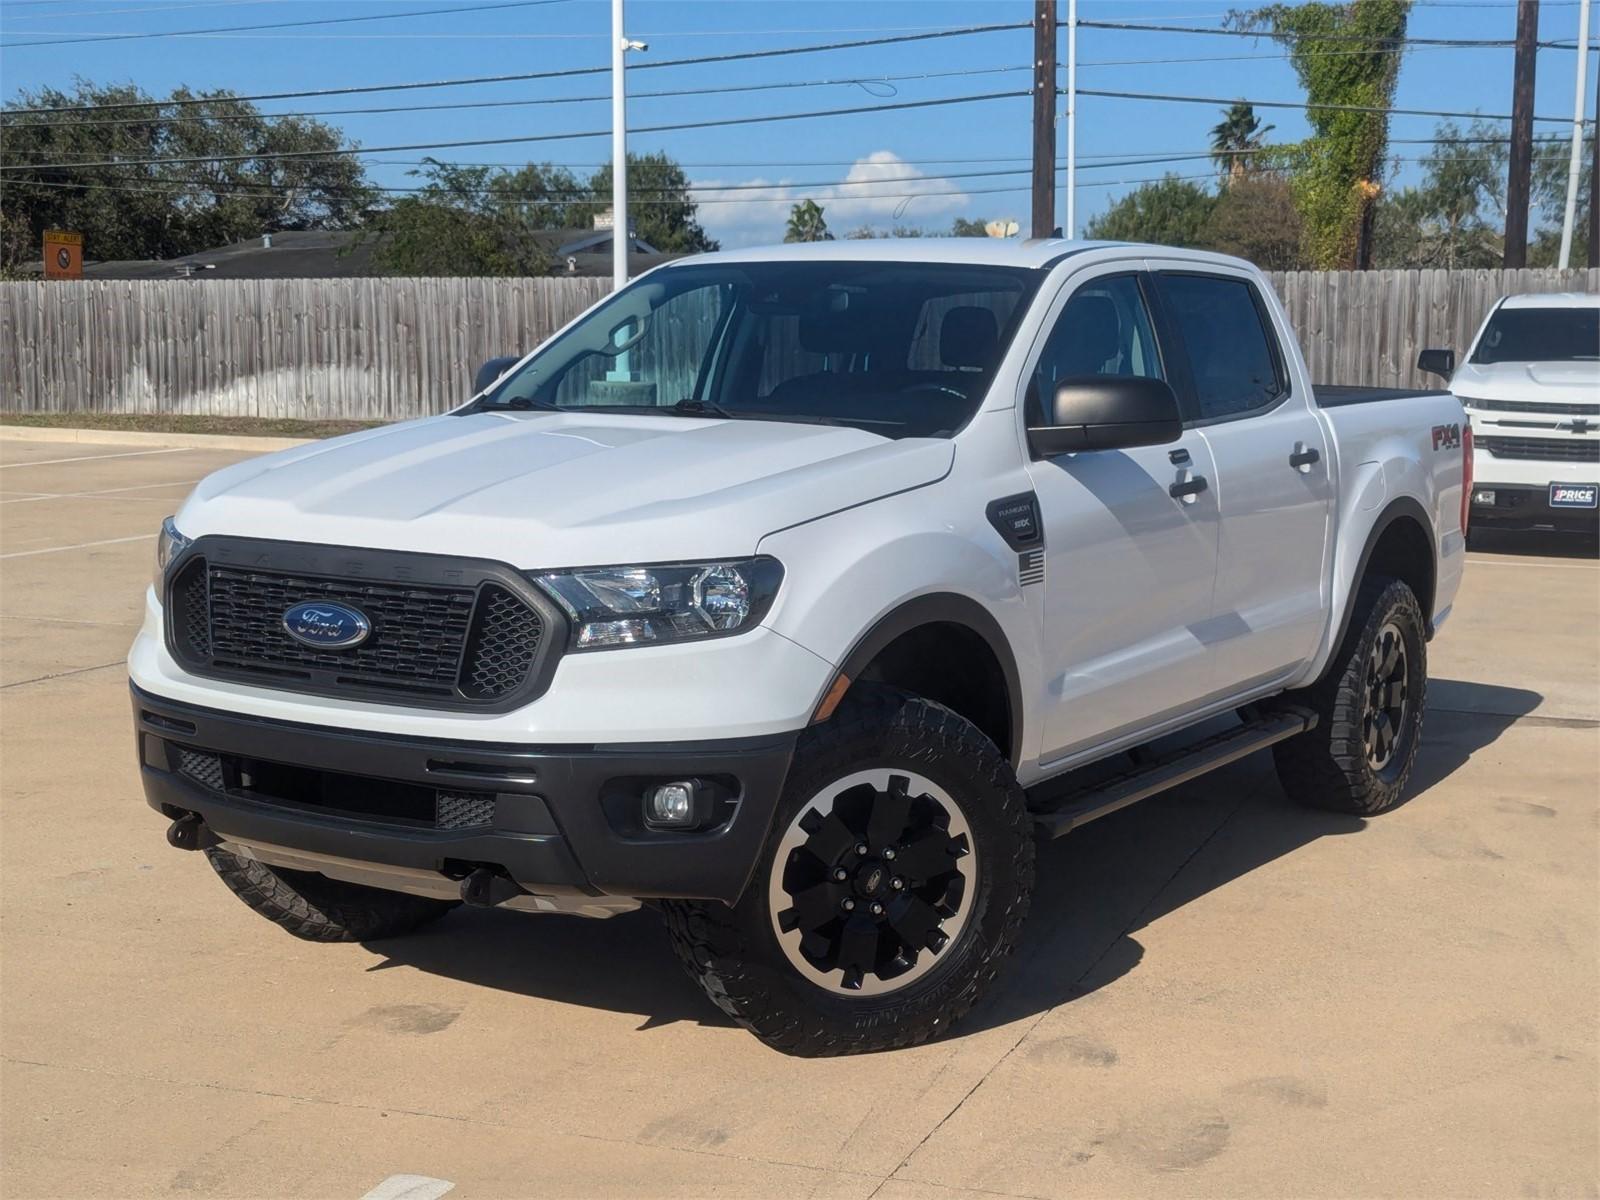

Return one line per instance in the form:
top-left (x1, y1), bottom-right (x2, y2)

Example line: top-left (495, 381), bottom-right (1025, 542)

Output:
top-left (166, 539), bottom-right (562, 710)
top-left (1468, 397), bottom-right (1599, 416)
top-left (1478, 435), bottom-right (1600, 463)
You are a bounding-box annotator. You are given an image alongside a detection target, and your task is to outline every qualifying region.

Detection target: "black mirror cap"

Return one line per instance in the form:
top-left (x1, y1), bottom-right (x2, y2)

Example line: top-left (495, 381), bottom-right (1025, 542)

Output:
top-left (1417, 348), bottom-right (1456, 381)
top-left (475, 354), bottom-right (522, 394)
top-left (1027, 375), bottom-right (1184, 457)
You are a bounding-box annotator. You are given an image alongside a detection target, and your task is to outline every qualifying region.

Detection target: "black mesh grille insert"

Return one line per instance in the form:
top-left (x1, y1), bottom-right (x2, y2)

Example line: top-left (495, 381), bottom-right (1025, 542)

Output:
top-left (436, 791), bottom-right (496, 830)
top-left (176, 747), bottom-right (225, 792)
top-left (167, 546), bottom-right (554, 709)
top-left (1478, 436), bottom-right (1600, 463)
top-left (462, 584), bottom-right (544, 699)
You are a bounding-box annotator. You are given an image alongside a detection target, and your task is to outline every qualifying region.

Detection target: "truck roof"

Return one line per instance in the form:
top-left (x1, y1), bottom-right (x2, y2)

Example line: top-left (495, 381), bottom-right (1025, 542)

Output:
top-left (1498, 291), bottom-right (1600, 310)
top-left (682, 237), bottom-right (1258, 273)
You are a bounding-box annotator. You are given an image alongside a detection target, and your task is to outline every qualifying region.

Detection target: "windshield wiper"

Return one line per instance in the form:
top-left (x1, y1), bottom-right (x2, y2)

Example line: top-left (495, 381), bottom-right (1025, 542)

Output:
top-left (669, 398), bottom-right (736, 418)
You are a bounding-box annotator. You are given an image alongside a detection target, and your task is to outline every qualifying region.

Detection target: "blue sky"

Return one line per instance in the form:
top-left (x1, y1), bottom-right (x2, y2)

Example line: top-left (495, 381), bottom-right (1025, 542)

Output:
top-left (2, 0), bottom-right (1595, 248)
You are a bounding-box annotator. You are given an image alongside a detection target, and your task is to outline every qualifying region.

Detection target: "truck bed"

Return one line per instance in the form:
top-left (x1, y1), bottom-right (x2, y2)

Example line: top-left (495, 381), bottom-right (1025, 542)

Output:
top-left (1314, 385), bottom-right (1449, 408)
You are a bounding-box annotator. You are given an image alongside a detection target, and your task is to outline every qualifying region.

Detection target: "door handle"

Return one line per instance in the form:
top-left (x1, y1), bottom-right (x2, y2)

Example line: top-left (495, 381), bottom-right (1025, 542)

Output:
top-left (1289, 444), bottom-right (1321, 470)
top-left (1169, 475), bottom-right (1209, 500)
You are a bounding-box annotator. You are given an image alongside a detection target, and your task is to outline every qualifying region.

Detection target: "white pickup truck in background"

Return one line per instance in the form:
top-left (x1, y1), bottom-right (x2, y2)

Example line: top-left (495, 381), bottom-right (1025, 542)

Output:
top-left (1420, 292), bottom-right (1600, 537)
top-left (133, 240), bottom-right (1468, 1055)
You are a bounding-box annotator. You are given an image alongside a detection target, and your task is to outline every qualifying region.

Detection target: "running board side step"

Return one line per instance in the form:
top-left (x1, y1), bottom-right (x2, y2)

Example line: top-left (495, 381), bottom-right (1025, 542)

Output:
top-left (1030, 708), bottom-right (1318, 840)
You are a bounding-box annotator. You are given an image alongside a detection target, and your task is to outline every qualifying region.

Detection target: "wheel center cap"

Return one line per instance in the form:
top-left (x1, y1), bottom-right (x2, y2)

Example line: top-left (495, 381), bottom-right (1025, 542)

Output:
top-left (855, 862), bottom-right (886, 897)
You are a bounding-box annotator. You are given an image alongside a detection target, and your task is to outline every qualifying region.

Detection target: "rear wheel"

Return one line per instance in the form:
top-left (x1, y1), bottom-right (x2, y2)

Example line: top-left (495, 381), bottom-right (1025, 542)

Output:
top-left (205, 847), bottom-right (457, 942)
top-left (1272, 577), bottom-right (1427, 815)
top-left (664, 688), bottom-right (1034, 1056)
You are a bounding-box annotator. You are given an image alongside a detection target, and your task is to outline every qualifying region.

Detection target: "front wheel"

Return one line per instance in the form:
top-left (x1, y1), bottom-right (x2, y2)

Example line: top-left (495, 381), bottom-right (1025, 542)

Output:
top-left (664, 688), bottom-right (1034, 1056)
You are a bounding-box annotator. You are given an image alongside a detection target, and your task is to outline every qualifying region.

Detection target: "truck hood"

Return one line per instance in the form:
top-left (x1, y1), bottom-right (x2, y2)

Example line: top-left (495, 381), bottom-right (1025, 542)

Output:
top-left (178, 411), bottom-right (953, 566)
top-left (1452, 360), bottom-right (1600, 407)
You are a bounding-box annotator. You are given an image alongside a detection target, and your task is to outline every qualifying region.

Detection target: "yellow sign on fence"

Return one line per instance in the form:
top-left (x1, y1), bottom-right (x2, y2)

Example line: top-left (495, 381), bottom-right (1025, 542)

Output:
top-left (43, 230), bottom-right (83, 280)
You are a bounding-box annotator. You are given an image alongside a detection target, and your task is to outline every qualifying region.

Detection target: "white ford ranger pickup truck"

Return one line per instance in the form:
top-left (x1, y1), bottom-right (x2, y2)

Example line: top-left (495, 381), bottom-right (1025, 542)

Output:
top-left (133, 240), bottom-right (1468, 1055)
top-left (1418, 291), bottom-right (1599, 535)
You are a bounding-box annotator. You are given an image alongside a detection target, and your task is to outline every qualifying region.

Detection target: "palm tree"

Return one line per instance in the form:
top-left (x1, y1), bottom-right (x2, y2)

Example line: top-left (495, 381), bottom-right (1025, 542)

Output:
top-left (1210, 103), bottom-right (1275, 186)
top-left (784, 199), bottom-right (833, 243)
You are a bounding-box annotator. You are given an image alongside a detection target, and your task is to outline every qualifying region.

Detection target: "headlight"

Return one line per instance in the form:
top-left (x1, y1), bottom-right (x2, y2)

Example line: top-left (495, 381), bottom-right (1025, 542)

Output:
top-left (538, 557), bottom-right (783, 650)
top-left (153, 516), bottom-right (191, 590)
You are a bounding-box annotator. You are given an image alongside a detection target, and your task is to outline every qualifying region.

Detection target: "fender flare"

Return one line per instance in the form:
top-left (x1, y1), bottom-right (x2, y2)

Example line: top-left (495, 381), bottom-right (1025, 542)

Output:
top-left (1327, 495), bottom-right (1438, 663)
top-left (829, 593), bottom-right (1026, 766)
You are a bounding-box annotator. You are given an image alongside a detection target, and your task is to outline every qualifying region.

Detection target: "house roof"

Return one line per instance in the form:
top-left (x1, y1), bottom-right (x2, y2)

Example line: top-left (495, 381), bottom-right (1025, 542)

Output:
top-left (54, 228), bottom-right (674, 280)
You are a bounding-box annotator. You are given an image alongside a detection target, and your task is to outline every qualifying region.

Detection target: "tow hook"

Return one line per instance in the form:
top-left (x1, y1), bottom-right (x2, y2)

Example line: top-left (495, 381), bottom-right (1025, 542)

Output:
top-left (459, 865), bottom-right (526, 908)
top-left (166, 812), bottom-right (218, 852)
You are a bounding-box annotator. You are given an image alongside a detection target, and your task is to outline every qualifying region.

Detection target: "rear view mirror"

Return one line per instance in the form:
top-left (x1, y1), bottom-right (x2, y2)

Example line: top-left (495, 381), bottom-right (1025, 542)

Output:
top-left (1027, 376), bottom-right (1184, 457)
top-left (1417, 348), bottom-right (1456, 381)
top-left (474, 355), bottom-right (522, 394)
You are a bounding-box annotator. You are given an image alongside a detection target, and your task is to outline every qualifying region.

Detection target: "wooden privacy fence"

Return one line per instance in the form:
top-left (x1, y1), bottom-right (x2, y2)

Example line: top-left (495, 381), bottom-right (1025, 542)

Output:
top-left (2, 268), bottom-right (1595, 419)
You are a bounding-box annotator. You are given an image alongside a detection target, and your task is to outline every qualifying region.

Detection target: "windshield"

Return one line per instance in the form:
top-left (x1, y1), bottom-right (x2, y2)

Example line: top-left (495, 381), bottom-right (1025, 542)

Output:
top-left (1470, 306), bottom-right (1600, 364)
top-left (469, 260), bottom-right (1041, 439)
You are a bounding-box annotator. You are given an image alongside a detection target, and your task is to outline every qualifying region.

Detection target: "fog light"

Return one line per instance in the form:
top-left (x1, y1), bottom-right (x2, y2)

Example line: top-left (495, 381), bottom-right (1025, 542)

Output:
top-left (1473, 489), bottom-right (1497, 505)
top-left (645, 781), bottom-right (698, 828)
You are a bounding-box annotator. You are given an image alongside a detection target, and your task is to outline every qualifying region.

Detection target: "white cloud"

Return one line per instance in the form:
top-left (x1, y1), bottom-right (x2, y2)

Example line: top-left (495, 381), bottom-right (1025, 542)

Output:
top-left (692, 150), bottom-right (976, 248)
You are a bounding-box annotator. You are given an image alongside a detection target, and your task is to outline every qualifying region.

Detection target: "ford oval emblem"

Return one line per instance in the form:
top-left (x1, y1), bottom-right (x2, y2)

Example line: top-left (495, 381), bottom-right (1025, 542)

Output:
top-left (282, 601), bottom-right (371, 649)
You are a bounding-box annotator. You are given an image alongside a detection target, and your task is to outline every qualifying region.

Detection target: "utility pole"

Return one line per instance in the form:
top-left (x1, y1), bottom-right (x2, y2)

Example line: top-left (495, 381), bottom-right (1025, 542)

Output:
top-left (1031, 0), bottom-right (1058, 239)
top-left (1557, 0), bottom-right (1590, 267)
top-left (1504, 0), bottom-right (1540, 269)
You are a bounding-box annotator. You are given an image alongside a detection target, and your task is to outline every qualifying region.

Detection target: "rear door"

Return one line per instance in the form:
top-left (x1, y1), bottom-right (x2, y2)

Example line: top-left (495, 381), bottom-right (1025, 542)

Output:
top-left (1025, 266), bottom-right (1222, 763)
top-left (1148, 264), bottom-right (1334, 693)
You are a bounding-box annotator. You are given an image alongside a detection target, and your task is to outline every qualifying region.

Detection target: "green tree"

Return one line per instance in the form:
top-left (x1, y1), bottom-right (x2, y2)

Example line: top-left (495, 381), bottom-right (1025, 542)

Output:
top-left (785, 199), bottom-right (833, 243)
top-left (1204, 176), bottom-right (1306, 267)
top-left (364, 159), bottom-right (554, 277)
top-left (1370, 119), bottom-right (1503, 268)
top-left (949, 217), bottom-right (993, 237)
top-left (587, 152), bottom-right (717, 254)
top-left (1, 80), bottom-right (373, 272)
top-left (1230, 1), bottom-right (1411, 268)
top-left (1085, 176), bottom-right (1218, 247)
top-left (1528, 133), bottom-right (1593, 266)
top-left (1210, 102), bottom-right (1276, 185)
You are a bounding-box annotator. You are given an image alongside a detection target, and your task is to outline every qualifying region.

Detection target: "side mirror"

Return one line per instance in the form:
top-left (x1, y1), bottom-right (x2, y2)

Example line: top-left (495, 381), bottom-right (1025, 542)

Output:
top-left (1417, 348), bottom-right (1455, 381)
top-left (475, 354), bottom-right (522, 394)
top-left (1027, 376), bottom-right (1184, 457)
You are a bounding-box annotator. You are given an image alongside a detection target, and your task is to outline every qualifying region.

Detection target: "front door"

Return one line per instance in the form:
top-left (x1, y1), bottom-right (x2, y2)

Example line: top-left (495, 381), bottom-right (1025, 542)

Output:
top-left (1025, 269), bottom-right (1222, 765)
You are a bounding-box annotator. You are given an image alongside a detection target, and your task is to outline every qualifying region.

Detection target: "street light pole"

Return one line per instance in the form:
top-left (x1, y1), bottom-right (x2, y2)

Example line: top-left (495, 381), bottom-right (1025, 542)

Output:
top-left (611, 0), bottom-right (628, 292)
top-left (1556, 0), bottom-right (1591, 268)
top-left (1066, 0), bottom-right (1077, 238)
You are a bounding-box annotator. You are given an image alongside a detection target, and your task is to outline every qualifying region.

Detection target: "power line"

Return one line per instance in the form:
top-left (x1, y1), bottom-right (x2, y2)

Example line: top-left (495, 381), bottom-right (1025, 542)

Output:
top-left (1, 64), bottom-right (1030, 129)
top-left (0, 88), bottom-right (1031, 172)
top-left (0, 0), bottom-right (576, 50)
top-left (1075, 18), bottom-right (1590, 50)
top-left (0, 21), bottom-right (1029, 116)
top-left (1078, 85), bottom-right (1578, 124)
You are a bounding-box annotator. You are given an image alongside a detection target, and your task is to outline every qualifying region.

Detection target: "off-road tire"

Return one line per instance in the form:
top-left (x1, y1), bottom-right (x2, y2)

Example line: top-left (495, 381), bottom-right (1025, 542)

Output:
top-left (1272, 577), bottom-right (1427, 815)
top-left (205, 847), bottom-right (457, 942)
top-left (663, 687), bottom-right (1034, 1056)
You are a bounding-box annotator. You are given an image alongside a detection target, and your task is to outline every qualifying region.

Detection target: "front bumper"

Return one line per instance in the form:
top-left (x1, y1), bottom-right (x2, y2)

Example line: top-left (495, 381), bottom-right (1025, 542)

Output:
top-left (1469, 482), bottom-right (1600, 533)
top-left (133, 685), bottom-right (798, 906)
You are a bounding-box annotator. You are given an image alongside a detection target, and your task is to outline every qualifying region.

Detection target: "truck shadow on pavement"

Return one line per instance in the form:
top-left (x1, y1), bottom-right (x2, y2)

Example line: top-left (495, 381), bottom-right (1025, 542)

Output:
top-left (365, 678), bottom-right (1542, 1041)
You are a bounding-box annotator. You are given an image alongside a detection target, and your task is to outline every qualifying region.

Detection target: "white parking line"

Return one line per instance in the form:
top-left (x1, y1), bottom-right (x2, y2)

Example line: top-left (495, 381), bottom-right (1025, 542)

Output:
top-left (0, 533), bottom-right (155, 560)
top-left (0, 478), bottom-right (203, 505)
top-left (0, 447), bottom-right (189, 469)
top-left (1469, 557), bottom-right (1598, 570)
top-left (358, 1176), bottom-right (455, 1200)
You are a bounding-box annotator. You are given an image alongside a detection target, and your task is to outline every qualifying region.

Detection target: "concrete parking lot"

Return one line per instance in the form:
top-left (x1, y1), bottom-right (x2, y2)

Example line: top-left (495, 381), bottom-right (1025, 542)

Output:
top-left (2, 433), bottom-right (1596, 1199)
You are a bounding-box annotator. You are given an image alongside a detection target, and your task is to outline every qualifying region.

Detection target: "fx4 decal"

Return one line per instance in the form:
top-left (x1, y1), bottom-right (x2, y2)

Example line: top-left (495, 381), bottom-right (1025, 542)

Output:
top-left (1431, 423), bottom-right (1462, 452)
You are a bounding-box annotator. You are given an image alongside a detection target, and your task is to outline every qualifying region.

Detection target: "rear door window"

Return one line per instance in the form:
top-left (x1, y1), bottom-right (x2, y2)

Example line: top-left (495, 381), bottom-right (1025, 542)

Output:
top-left (1155, 274), bottom-right (1286, 420)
